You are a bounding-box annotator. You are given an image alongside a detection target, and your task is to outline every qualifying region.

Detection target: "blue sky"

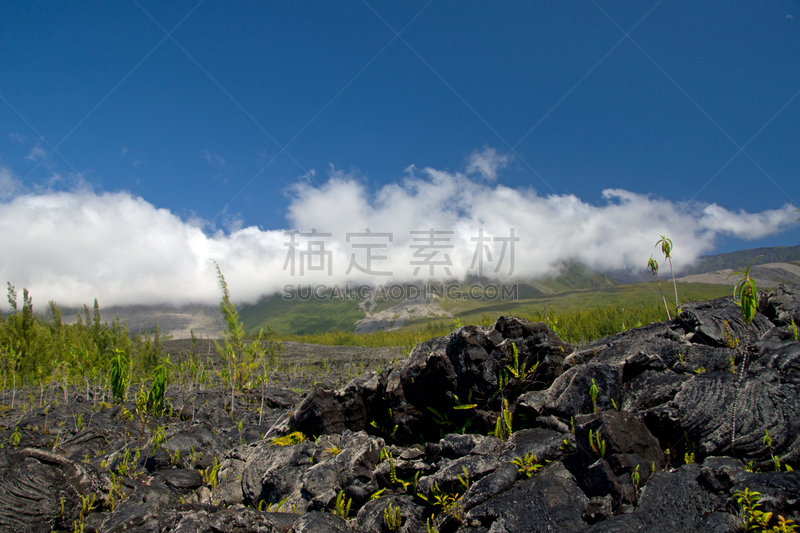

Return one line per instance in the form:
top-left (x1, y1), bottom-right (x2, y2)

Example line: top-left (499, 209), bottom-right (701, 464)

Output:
top-left (1, 1), bottom-right (799, 307)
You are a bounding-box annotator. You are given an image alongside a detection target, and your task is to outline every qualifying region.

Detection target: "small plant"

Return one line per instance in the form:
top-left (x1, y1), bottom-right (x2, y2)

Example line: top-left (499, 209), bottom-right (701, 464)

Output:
top-left (449, 317), bottom-right (463, 329)
top-left (589, 378), bottom-right (598, 413)
top-left (334, 490), bottom-right (352, 520)
top-left (656, 235), bottom-right (679, 315)
top-left (324, 444), bottom-right (342, 456)
top-left (150, 425), bottom-right (167, 452)
top-left (491, 399), bottom-right (513, 441)
top-left (791, 319), bottom-right (798, 341)
top-left (506, 342), bottom-right (539, 380)
top-left (383, 502), bottom-right (402, 531)
top-left (109, 348), bottom-right (128, 403)
top-left (201, 457), bottom-right (221, 488)
top-left (729, 256), bottom-right (761, 452)
top-left (382, 449), bottom-right (413, 492)
top-left (429, 482), bottom-right (464, 522)
top-left (270, 431), bottom-right (305, 446)
top-left (589, 429), bottom-right (606, 459)
top-left (762, 430), bottom-right (789, 472)
top-left (9, 427), bottom-right (21, 448)
top-left (80, 493), bottom-right (97, 517)
top-left (647, 255), bottom-right (672, 320)
top-left (453, 391), bottom-right (478, 410)
top-left (147, 359), bottom-right (169, 417)
top-left (732, 488), bottom-right (798, 532)
top-left (107, 472), bottom-right (125, 511)
top-left (723, 320), bottom-right (740, 349)
top-left (510, 452), bottom-right (543, 477)
top-left (546, 315), bottom-right (561, 337)
top-left (560, 438), bottom-right (577, 454)
top-left (693, 367), bottom-right (707, 374)
top-left (258, 496), bottom-right (289, 512)
top-left (684, 452), bottom-right (695, 464)
top-left (457, 466), bottom-right (471, 491)
top-left (631, 464), bottom-right (640, 488)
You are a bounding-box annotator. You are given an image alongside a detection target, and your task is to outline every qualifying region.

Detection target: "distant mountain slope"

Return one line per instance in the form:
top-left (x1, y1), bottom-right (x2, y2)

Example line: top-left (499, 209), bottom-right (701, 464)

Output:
top-left (608, 244), bottom-right (800, 284)
top-left (676, 261), bottom-right (800, 287)
top-left (678, 244), bottom-right (800, 276)
top-left (61, 303), bottom-right (224, 339)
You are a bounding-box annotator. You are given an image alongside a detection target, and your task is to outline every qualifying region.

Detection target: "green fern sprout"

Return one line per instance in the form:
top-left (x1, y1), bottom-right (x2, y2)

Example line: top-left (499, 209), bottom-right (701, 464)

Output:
top-left (647, 255), bottom-right (672, 320)
top-left (492, 399), bottom-right (513, 440)
top-left (258, 496), bottom-right (289, 512)
top-left (453, 390), bottom-right (478, 410)
top-left (383, 450), bottom-right (413, 492)
top-left (201, 457), bottom-right (221, 488)
top-left (430, 482), bottom-right (464, 522)
top-left (656, 235), bottom-right (679, 315)
top-left (383, 502), bottom-right (402, 531)
top-left (510, 452), bottom-right (542, 477)
top-left (728, 256), bottom-right (761, 453)
top-left (589, 379), bottom-right (598, 413)
top-left (334, 490), bottom-right (352, 520)
top-left (324, 444), bottom-right (342, 456)
top-left (589, 429), bottom-right (606, 459)
top-left (723, 319), bottom-right (740, 349)
top-left (270, 431), bottom-right (305, 446)
top-left (505, 342), bottom-right (540, 380)
top-left (457, 466), bottom-right (471, 491)
top-left (733, 488), bottom-right (775, 531)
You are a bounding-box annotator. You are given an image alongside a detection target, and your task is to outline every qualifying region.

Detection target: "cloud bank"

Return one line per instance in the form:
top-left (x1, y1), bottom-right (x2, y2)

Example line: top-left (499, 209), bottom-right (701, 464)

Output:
top-left (0, 149), bottom-right (796, 310)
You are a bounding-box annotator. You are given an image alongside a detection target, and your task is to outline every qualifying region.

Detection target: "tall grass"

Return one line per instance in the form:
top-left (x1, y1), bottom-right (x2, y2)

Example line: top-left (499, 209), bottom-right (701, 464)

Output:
top-left (263, 321), bottom-right (454, 351)
top-left (0, 284), bottom-right (167, 405)
top-left (517, 302), bottom-right (668, 344)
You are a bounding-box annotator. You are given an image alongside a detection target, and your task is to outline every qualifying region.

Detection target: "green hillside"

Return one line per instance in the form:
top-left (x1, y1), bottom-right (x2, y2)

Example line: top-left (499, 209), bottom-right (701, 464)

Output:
top-left (239, 277), bottom-right (733, 338)
top-left (215, 246), bottom-right (800, 339)
top-left (238, 292), bottom-right (364, 335)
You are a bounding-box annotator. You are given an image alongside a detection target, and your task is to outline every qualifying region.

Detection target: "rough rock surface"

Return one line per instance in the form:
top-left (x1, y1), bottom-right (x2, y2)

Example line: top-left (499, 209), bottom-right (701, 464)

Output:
top-left (1, 286), bottom-right (799, 532)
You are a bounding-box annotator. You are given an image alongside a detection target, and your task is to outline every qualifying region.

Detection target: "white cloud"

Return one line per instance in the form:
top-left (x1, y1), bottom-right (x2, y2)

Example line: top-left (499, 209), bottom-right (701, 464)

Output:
top-left (0, 151), bottom-right (796, 310)
top-left (24, 145), bottom-right (47, 162)
top-left (0, 166), bottom-right (20, 198)
top-left (466, 146), bottom-right (509, 181)
top-left (9, 133), bottom-right (26, 143)
top-left (120, 146), bottom-right (129, 155)
top-left (203, 150), bottom-right (226, 168)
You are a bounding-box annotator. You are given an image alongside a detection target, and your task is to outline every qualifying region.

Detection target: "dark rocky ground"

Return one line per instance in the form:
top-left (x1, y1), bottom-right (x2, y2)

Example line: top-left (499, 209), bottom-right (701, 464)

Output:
top-left (1, 285), bottom-right (800, 532)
